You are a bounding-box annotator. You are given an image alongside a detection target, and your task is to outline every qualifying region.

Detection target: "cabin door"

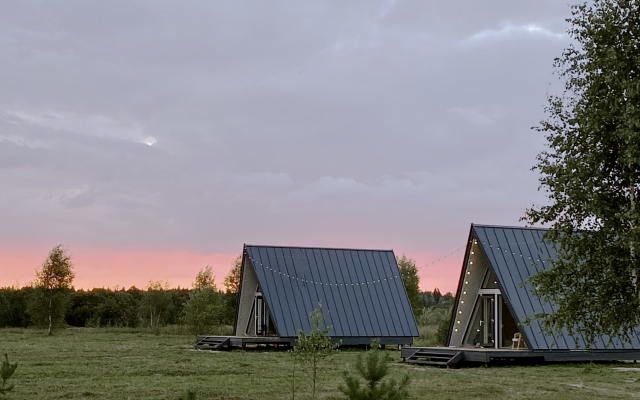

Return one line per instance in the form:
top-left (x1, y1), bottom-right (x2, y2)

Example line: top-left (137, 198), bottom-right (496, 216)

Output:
top-left (464, 290), bottom-right (502, 348)
top-left (254, 293), bottom-right (268, 336)
top-left (479, 294), bottom-right (497, 347)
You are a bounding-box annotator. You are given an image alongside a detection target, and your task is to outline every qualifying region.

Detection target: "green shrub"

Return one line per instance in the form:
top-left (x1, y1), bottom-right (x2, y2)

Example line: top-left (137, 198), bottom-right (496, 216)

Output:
top-left (183, 288), bottom-right (223, 335)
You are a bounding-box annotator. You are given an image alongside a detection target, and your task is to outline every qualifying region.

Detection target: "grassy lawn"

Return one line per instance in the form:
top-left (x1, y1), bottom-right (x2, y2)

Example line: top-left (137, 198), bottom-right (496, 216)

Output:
top-left (2, 328), bottom-right (640, 399)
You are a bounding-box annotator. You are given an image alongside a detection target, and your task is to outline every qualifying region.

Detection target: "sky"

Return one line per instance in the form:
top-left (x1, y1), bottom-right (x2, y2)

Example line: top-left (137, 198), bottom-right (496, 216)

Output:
top-left (0, 0), bottom-right (573, 293)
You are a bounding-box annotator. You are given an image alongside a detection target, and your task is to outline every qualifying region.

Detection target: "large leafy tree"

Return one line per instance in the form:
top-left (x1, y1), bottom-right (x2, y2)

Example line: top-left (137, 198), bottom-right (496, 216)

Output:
top-left (223, 255), bottom-right (242, 294)
top-left (525, 0), bottom-right (640, 344)
top-left (396, 255), bottom-right (422, 318)
top-left (27, 244), bottom-right (76, 335)
top-left (193, 265), bottom-right (217, 291)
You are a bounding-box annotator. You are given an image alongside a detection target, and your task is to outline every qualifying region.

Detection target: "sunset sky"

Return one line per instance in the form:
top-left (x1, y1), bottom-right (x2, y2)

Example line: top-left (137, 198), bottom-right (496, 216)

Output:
top-left (0, 1), bottom-right (571, 293)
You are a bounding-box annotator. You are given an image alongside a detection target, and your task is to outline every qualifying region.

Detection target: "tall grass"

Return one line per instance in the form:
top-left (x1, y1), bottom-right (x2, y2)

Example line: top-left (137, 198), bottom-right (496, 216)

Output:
top-left (413, 307), bottom-right (452, 347)
top-left (67, 324), bottom-right (234, 336)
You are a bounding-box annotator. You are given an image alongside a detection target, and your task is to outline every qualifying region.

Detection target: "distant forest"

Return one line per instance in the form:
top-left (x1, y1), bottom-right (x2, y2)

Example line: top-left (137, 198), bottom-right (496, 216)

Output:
top-left (1, 249), bottom-right (454, 330)
top-left (0, 286), bottom-right (452, 329)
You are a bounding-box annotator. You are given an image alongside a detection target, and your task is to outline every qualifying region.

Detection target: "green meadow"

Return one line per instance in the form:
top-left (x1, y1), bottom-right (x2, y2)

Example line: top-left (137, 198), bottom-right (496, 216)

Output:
top-left (2, 327), bottom-right (640, 400)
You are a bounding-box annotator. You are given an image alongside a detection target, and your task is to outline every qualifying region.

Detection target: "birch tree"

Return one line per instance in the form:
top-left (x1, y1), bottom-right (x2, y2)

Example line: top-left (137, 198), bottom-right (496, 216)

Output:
top-left (525, 0), bottom-right (640, 344)
top-left (27, 245), bottom-right (75, 335)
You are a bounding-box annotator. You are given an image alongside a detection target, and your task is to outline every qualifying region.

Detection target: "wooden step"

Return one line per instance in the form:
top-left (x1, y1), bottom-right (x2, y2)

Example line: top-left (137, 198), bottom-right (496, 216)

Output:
top-left (406, 350), bottom-right (464, 367)
top-left (195, 336), bottom-right (231, 350)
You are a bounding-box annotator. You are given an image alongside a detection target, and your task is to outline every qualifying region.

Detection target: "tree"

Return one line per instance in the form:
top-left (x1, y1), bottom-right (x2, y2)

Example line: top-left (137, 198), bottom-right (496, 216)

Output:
top-left (140, 281), bottom-right (172, 328)
top-left (524, 0), bottom-right (640, 344)
top-left (432, 288), bottom-right (442, 304)
top-left (183, 288), bottom-right (223, 335)
top-left (294, 303), bottom-right (339, 400)
top-left (27, 245), bottom-right (75, 335)
top-left (193, 266), bottom-right (217, 291)
top-left (0, 354), bottom-right (17, 395)
top-left (395, 255), bottom-right (421, 318)
top-left (223, 256), bottom-right (242, 294)
top-left (340, 340), bottom-right (410, 400)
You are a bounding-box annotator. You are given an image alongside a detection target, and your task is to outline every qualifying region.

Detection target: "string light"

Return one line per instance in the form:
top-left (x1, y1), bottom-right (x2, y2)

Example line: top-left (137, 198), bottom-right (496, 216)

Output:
top-left (248, 256), bottom-right (401, 287)
top-left (453, 236), bottom-right (553, 339)
top-left (420, 245), bottom-right (466, 270)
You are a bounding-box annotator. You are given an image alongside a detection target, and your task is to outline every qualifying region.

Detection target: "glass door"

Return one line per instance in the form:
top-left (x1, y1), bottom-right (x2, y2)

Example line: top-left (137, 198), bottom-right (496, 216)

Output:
top-left (464, 292), bottom-right (499, 348)
top-left (255, 294), bottom-right (266, 336)
top-left (480, 295), bottom-right (496, 347)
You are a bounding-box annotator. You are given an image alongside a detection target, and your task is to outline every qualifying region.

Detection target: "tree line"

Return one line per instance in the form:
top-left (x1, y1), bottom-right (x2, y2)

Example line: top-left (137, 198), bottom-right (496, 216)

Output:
top-left (2, 246), bottom-right (451, 335)
top-left (0, 246), bottom-right (242, 334)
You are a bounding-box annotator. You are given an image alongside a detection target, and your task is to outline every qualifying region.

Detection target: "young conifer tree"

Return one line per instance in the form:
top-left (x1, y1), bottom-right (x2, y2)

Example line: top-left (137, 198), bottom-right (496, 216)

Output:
top-left (0, 354), bottom-right (17, 395)
top-left (340, 340), bottom-right (410, 400)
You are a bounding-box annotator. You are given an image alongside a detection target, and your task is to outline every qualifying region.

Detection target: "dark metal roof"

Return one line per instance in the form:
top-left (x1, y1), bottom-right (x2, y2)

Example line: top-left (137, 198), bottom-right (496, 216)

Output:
top-left (243, 245), bottom-right (419, 338)
top-left (472, 224), bottom-right (640, 350)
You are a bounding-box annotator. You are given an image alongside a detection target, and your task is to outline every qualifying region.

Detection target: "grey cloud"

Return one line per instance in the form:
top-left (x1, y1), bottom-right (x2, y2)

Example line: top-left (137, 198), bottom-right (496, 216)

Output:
top-left (0, 0), bottom-right (571, 256)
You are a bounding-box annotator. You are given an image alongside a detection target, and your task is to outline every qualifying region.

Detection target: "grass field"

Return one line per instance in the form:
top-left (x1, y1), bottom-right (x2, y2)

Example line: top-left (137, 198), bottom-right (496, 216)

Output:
top-left (2, 328), bottom-right (640, 399)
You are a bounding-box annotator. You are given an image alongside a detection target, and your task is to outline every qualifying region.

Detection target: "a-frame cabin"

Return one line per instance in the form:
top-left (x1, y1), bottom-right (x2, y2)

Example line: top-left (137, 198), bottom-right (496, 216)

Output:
top-left (230, 244), bottom-right (419, 347)
top-left (402, 224), bottom-right (640, 366)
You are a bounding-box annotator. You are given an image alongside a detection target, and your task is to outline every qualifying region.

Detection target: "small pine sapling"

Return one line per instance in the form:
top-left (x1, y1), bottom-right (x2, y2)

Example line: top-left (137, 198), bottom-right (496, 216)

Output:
top-left (294, 302), bottom-right (340, 400)
top-left (0, 354), bottom-right (17, 395)
top-left (340, 340), bottom-right (410, 400)
top-left (178, 387), bottom-right (197, 400)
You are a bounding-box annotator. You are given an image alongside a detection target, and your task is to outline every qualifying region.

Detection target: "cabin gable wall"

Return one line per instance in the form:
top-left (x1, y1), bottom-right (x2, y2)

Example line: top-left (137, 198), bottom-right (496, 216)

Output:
top-left (449, 238), bottom-right (490, 346)
top-left (235, 257), bottom-right (260, 337)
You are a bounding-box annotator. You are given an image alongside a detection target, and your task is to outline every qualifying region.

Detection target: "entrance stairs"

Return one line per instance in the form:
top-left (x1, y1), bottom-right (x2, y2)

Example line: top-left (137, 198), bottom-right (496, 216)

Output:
top-left (402, 348), bottom-right (463, 367)
top-left (195, 336), bottom-right (231, 350)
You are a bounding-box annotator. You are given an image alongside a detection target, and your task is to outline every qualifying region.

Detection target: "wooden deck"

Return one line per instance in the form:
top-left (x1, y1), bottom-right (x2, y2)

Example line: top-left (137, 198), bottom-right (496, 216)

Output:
top-left (401, 346), bottom-right (640, 367)
top-left (195, 335), bottom-right (293, 350)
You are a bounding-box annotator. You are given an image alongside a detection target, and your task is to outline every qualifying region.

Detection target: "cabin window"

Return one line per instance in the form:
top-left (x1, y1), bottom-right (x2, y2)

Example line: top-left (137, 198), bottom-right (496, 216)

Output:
top-left (481, 269), bottom-right (499, 289)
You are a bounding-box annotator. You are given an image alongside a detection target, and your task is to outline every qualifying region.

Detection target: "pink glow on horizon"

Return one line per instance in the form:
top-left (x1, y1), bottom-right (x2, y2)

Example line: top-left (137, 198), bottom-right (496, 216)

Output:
top-left (403, 251), bottom-right (463, 294)
top-left (0, 243), bottom-right (239, 291)
top-left (0, 244), bottom-right (463, 293)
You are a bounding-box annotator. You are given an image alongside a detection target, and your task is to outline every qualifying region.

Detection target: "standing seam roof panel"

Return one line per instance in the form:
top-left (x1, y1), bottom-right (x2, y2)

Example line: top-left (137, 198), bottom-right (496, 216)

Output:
top-left (283, 248), bottom-right (312, 335)
top-left (345, 251), bottom-right (376, 335)
top-left (371, 252), bottom-right (401, 337)
top-left (364, 251), bottom-right (394, 336)
top-left (382, 251), bottom-right (415, 337)
top-left (496, 227), bottom-right (552, 349)
top-left (243, 245), bottom-right (419, 339)
top-left (531, 229), bottom-right (598, 349)
top-left (357, 251), bottom-right (390, 337)
top-left (335, 250), bottom-right (367, 336)
top-left (296, 249), bottom-right (320, 332)
top-left (306, 248), bottom-right (340, 336)
top-left (263, 247), bottom-right (296, 337)
top-left (271, 247), bottom-right (303, 337)
top-left (515, 228), bottom-right (568, 350)
top-left (475, 227), bottom-right (542, 350)
top-left (250, 248), bottom-right (290, 336)
top-left (317, 249), bottom-right (351, 336)
top-left (530, 229), bottom-right (588, 349)
top-left (329, 249), bottom-right (361, 336)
